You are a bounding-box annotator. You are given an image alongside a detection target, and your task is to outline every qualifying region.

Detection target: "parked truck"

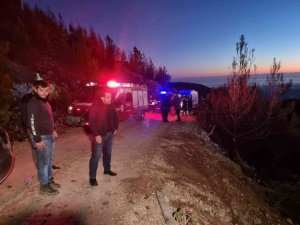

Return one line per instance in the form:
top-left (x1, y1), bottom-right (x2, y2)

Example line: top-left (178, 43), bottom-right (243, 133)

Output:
top-left (66, 81), bottom-right (149, 126)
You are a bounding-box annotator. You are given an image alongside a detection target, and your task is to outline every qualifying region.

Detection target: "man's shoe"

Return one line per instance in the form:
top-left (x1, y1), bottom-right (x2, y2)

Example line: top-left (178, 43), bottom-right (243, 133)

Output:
top-left (52, 165), bottom-right (61, 170)
top-left (89, 178), bottom-right (98, 186)
top-left (49, 180), bottom-right (61, 189)
top-left (40, 184), bottom-right (59, 195)
top-left (104, 170), bottom-right (117, 176)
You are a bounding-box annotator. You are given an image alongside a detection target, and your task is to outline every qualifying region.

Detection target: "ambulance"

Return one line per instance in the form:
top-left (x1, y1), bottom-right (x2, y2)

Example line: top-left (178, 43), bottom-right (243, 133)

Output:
top-left (66, 81), bottom-right (149, 126)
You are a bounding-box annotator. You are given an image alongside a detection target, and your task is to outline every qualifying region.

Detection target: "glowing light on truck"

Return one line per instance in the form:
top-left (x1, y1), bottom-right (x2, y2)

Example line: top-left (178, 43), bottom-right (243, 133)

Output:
top-left (86, 82), bottom-right (97, 86)
top-left (68, 106), bottom-right (73, 113)
top-left (107, 80), bottom-right (120, 88)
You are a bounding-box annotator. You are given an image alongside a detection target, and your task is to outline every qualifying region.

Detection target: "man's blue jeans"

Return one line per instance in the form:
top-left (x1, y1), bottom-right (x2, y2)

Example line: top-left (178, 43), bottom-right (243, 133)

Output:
top-left (30, 135), bottom-right (55, 185)
top-left (89, 132), bottom-right (113, 179)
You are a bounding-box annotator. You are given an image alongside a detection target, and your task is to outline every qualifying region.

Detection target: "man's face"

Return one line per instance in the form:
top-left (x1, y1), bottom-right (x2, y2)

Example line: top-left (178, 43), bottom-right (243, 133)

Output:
top-left (101, 92), bottom-right (112, 105)
top-left (34, 86), bottom-right (50, 99)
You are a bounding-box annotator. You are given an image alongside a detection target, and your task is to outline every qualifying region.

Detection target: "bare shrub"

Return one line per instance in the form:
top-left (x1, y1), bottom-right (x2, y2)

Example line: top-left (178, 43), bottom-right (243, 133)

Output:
top-left (199, 35), bottom-right (290, 162)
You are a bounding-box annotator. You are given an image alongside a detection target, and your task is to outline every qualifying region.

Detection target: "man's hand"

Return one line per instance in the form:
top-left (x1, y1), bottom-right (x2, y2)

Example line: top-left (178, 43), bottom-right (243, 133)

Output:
top-left (35, 141), bottom-right (45, 151)
top-left (95, 135), bottom-right (102, 144)
top-left (53, 131), bottom-right (58, 138)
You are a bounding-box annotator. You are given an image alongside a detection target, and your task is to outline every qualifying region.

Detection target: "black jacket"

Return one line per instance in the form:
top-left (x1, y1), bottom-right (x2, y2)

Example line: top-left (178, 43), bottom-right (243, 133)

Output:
top-left (88, 99), bottom-right (119, 137)
top-left (20, 92), bottom-right (33, 129)
top-left (27, 93), bottom-right (54, 142)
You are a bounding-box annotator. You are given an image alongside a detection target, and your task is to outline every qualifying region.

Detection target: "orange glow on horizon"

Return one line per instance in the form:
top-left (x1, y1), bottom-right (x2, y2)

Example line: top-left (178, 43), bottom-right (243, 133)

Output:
top-left (174, 64), bottom-right (300, 78)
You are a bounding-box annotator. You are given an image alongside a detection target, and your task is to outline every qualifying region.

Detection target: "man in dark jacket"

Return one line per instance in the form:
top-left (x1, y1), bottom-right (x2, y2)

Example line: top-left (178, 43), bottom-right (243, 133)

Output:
top-left (172, 94), bottom-right (182, 122)
top-left (160, 93), bottom-right (171, 122)
top-left (88, 87), bottom-right (119, 186)
top-left (27, 80), bottom-right (60, 195)
top-left (21, 90), bottom-right (61, 170)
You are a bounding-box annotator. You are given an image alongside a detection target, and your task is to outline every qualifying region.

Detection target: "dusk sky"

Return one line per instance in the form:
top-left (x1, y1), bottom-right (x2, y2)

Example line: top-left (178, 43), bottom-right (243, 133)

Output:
top-left (24, 0), bottom-right (300, 80)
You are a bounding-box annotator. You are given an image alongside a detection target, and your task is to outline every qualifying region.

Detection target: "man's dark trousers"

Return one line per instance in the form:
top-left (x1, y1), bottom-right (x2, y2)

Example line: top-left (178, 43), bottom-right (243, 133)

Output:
top-left (89, 132), bottom-right (113, 179)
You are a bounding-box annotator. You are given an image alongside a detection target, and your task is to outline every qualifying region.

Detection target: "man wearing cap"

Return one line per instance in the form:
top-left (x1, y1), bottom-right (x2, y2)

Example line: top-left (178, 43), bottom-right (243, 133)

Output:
top-left (27, 80), bottom-right (60, 195)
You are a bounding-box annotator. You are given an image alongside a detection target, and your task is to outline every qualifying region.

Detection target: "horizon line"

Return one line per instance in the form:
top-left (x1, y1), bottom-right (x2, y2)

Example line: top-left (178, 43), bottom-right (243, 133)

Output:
top-left (172, 71), bottom-right (300, 79)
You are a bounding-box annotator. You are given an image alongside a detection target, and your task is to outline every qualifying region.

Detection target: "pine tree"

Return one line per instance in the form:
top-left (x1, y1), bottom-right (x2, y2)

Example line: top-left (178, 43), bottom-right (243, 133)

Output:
top-left (200, 35), bottom-right (290, 161)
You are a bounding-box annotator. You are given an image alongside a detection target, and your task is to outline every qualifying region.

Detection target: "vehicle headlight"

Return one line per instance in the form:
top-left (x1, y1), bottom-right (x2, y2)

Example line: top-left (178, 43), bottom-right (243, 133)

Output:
top-left (68, 106), bottom-right (73, 113)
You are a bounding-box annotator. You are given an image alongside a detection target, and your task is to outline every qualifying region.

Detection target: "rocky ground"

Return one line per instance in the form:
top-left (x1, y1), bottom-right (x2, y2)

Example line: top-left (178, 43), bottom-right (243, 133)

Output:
top-left (121, 120), bottom-right (292, 225)
top-left (0, 113), bottom-right (293, 225)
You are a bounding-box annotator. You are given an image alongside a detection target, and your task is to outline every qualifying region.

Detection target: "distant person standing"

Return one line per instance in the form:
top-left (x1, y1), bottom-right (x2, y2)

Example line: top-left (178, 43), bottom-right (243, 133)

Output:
top-left (48, 90), bottom-right (61, 170)
top-left (182, 97), bottom-right (188, 116)
top-left (88, 88), bottom-right (119, 186)
top-left (172, 94), bottom-right (181, 122)
top-left (27, 80), bottom-right (60, 195)
top-left (160, 93), bottom-right (171, 122)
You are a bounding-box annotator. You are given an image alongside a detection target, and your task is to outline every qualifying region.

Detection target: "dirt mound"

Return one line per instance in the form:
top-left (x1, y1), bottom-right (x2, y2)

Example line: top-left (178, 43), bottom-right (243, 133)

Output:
top-left (122, 122), bottom-right (290, 225)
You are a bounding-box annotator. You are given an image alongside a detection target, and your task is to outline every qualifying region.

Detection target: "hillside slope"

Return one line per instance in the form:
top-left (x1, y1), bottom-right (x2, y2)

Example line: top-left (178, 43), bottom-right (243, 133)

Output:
top-left (124, 121), bottom-right (290, 225)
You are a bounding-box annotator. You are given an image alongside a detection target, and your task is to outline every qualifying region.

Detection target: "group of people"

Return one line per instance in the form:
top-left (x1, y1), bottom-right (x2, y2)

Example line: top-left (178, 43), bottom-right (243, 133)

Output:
top-left (23, 79), bottom-right (118, 195)
top-left (160, 94), bottom-right (194, 122)
top-left (181, 96), bottom-right (194, 116)
top-left (24, 80), bottom-right (196, 195)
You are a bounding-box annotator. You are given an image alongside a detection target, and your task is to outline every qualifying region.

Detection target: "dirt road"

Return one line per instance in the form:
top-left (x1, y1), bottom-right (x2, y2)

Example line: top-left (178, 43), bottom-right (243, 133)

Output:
top-left (0, 113), bottom-right (178, 225)
top-left (0, 113), bottom-right (290, 225)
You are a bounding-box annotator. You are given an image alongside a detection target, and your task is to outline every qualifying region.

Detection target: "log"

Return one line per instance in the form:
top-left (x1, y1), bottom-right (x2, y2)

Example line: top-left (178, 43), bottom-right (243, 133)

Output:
top-left (156, 189), bottom-right (177, 225)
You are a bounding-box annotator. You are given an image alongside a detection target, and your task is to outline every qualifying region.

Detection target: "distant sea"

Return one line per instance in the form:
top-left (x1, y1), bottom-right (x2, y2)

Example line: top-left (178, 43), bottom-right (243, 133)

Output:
top-left (174, 72), bottom-right (300, 99)
top-left (174, 72), bottom-right (300, 88)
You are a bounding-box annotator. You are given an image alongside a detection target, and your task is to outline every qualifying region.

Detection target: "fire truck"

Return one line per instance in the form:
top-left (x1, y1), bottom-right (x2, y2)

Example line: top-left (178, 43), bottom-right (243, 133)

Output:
top-left (66, 81), bottom-right (149, 126)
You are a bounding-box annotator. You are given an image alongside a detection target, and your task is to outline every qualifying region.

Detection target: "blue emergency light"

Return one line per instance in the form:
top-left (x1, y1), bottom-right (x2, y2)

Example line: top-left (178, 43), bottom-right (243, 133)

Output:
top-left (179, 90), bottom-right (191, 95)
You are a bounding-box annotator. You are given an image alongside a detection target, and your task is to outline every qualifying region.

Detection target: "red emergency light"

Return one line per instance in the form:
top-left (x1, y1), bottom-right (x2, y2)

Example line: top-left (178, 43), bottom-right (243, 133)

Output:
top-left (107, 80), bottom-right (120, 88)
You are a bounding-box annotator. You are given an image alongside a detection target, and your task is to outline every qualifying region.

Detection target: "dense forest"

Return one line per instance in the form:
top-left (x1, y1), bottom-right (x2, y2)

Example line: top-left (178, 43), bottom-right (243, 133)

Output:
top-left (0, 0), bottom-right (171, 84)
top-left (0, 0), bottom-right (171, 137)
